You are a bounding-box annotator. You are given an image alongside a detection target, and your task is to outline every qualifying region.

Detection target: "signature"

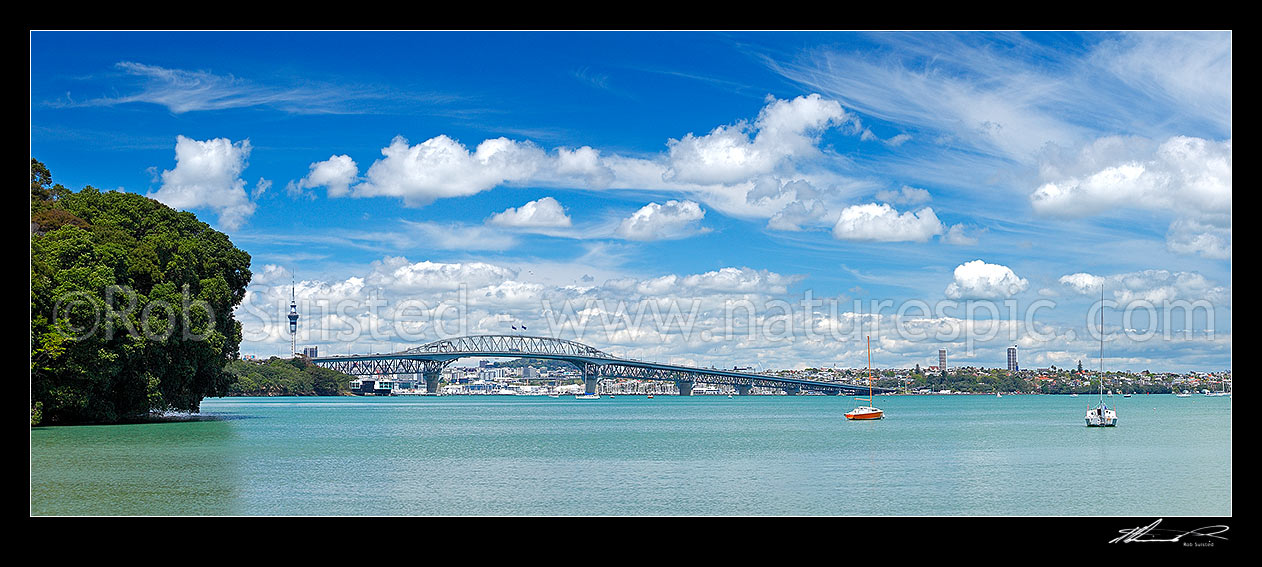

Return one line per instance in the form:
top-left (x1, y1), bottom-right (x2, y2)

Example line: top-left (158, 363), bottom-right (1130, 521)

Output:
top-left (1109, 519), bottom-right (1229, 544)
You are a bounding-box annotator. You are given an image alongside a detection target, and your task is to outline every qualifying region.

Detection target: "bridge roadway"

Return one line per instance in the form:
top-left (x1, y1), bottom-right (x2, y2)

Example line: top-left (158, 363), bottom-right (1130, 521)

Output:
top-left (311, 334), bottom-right (893, 396)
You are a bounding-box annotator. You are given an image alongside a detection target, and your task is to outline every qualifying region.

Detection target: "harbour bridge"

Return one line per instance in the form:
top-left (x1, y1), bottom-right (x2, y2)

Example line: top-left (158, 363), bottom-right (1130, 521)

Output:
top-left (311, 334), bottom-right (894, 396)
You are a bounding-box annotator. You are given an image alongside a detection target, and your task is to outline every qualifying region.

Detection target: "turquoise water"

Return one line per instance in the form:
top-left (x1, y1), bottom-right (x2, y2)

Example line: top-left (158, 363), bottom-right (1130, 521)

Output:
top-left (30, 394), bottom-right (1231, 516)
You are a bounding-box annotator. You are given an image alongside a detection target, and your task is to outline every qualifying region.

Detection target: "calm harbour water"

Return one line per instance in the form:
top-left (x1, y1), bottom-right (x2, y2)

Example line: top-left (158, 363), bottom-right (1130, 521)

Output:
top-left (31, 394), bottom-right (1231, 516)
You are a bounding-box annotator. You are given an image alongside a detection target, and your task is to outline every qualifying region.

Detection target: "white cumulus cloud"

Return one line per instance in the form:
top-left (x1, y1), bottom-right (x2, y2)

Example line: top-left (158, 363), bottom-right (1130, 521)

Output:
top-left (1030, 135), bottom-right (1231, 259)
top-left (945, 260), bottom-right (1029, 299)
top-left (1166, 218), bottom-right (1231, 260)
top-left (1058, 269), bottom-right (1228, 305)
top-left (297, 154), bottom-right (358, 197)
top-left (366, 256), bottom-right (518, 291)
top-left (488, 197), bottom-right (573, 228)
top-left (354, 135), bottom-right (547, 206)
top-left (832, 203), bottom-right (944, 242)
top-left (148, 135), bottom-right (255, 230)
top-left (664, 93), bottom-right (850, 185)
top-left (1031, 135), bottom-right (1231, 217)
top-left (554, 146), bottom-right (615, 189)
top-left (615, 200), bottom-right (708, 241)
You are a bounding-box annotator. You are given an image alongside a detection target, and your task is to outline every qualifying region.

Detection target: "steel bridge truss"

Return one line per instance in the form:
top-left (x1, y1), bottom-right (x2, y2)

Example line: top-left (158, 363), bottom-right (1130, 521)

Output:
top-left (313, 334), bottom-right (890, 395)
top-left (578, 362), bottom-right (868, 395)
top-left (402, 334), bottom-right (612, 359)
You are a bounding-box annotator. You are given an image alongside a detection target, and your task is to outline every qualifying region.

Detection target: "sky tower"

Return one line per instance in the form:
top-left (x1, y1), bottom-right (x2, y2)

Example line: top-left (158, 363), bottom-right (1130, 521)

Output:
top-left (288, 275), bottom-right (299, 357)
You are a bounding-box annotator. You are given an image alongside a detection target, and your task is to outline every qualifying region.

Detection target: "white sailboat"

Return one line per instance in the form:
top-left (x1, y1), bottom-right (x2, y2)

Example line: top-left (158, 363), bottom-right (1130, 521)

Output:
top-left (1086, 286), bottom-right (1118, 427)
top-left (1204, 377), bottom-right (1230, 397)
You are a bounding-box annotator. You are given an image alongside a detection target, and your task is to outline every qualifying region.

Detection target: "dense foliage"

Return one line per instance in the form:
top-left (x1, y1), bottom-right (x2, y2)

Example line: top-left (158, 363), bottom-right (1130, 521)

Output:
top-left (225, 357), bottom-right (354, 396)
top-left (30, 159), bottom-right (252, 424)
top-left (906, 370), bottom-right (1033, 393)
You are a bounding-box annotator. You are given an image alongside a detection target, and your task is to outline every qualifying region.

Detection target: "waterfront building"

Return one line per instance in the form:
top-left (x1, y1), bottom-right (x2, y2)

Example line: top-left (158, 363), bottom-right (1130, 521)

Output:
top-left (939, 348), bottom-right (948, 373)
top-left (1007, 346), bottom-right (1019, 372)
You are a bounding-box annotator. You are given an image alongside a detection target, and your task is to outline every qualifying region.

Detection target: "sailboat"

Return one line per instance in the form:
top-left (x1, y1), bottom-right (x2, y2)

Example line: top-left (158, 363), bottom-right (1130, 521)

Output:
top-left (1086, 286), bottom-right (1118, 427)
top-left (845, 336), bottom-right (884, 420)
top-left (1204, 378), bottom-right (1230, 397)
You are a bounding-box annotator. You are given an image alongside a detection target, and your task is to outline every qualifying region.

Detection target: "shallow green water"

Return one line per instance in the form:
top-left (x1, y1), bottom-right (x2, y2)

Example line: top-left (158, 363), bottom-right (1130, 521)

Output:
top-left (30, 394), bottom-right (1231, 516)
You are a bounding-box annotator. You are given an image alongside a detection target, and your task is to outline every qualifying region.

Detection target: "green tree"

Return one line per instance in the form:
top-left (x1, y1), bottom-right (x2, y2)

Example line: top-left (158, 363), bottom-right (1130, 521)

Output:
top-left (224, 357), bottom-right (353, 396)
top-left (30, 160), bottom-right (252, 424)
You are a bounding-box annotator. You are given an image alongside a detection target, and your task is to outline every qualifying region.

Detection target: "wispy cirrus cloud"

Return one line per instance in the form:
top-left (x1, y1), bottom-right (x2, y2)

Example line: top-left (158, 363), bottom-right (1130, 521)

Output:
top-left (770, 31), bottom-right (1230, 162)
top-left (56, 61), bottom-right (431, 115)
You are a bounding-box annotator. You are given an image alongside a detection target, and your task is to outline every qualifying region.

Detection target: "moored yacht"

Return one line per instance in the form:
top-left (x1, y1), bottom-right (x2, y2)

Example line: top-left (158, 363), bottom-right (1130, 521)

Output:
top-left (1085, 286), bottom-right (1117, 427)
top-left (1085, 399), bottom-right (1117, 427)
top-left (845, 336), bottom-right (884, 421)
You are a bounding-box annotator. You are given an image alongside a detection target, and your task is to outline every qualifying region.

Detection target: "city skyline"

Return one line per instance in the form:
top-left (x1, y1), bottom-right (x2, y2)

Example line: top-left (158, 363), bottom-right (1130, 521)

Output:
top-left (30, 31), bottom-right (1232, 372)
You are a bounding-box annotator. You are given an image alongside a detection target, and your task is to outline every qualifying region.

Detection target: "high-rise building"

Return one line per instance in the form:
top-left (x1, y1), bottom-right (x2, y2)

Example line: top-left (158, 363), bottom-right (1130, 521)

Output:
top-left (302, 346), bottom-right (319, 358)
top-left (938, 348), bottom-right (948, 373)
top-left (1007, 346), bottom-right (1019, 372)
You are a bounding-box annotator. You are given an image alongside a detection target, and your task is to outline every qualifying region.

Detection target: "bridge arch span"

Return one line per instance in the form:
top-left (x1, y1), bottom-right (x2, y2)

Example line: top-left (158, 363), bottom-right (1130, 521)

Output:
top-left (311, 334), bottom-right (891, 396)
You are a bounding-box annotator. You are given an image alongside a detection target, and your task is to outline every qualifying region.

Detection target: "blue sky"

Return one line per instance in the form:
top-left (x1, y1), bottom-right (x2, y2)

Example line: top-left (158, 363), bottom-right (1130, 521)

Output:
top-left (30, 31), bottom-right (1232, 371)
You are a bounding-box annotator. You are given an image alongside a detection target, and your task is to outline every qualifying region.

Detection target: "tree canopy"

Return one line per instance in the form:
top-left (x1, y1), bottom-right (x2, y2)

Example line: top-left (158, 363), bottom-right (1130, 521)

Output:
top-left (31, 159), bottom-right (252, 424)
top-left (225, 357), bottom-right (353, 397)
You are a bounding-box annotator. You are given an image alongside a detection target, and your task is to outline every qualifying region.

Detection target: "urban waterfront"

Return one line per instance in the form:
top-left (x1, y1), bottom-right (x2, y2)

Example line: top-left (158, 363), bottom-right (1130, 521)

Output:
top-left (31, 394), bottom-right (1231, 516)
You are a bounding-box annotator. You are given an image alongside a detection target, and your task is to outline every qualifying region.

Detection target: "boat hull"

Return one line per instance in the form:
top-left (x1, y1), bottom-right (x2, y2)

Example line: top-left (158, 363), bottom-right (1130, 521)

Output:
top-left (1085, 420), bottom-right (1117, 427)
top-left (845, 408), bottom-right (884, 420)
top-left (1085, 408), bottom-right (1117, 427)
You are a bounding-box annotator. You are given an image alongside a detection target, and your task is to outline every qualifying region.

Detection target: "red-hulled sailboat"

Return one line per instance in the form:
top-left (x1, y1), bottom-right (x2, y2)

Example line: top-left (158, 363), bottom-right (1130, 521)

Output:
top-left (845, 336), bottom-right (884, 420)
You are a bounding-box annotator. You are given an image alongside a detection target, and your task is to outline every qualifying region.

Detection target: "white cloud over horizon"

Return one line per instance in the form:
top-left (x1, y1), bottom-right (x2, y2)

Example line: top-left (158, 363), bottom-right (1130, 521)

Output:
top-left (1058, 269), bottom-right (1229, 306)
top-left (236, 255), bottom-right (1227, 372)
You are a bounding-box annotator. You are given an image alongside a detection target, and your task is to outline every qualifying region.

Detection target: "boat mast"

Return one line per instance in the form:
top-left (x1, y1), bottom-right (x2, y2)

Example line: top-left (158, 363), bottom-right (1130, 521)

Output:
top-left (1099, 285), bottom-right (1106, 405)
top-left (867, 335), bottom-right (873, 403)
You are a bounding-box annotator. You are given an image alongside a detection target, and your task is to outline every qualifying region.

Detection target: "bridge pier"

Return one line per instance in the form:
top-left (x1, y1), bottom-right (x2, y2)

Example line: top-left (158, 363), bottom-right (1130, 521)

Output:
top-left (676, 381), bottom-right (694, 396)
top-left (783, 385), bottom-right (801, 396)
top-left (424, 371), bottom-right (442, 394)
top-left (734, 384), bottom-right (752, 396)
